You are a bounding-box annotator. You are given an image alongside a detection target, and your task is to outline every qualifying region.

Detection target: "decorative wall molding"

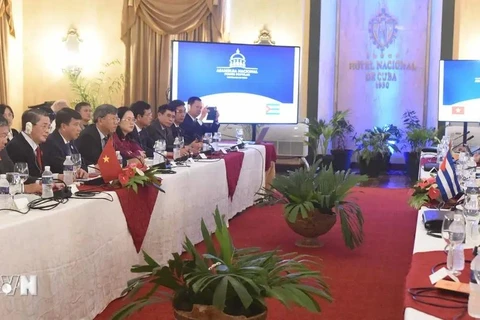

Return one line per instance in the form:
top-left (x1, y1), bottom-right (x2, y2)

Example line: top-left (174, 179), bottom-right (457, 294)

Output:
top-left (254, 25), bottom-right (275, 45)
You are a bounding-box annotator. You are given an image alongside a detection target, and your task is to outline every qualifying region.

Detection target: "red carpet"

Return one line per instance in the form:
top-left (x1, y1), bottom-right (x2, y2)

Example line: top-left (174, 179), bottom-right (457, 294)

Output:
top-left (96, 187), bottom-right (417, 320)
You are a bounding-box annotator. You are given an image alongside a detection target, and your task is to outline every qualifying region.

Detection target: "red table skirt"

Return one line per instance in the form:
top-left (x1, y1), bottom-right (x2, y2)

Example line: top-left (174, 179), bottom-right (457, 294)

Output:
top-left (404, 250), bottom-right (475, 320)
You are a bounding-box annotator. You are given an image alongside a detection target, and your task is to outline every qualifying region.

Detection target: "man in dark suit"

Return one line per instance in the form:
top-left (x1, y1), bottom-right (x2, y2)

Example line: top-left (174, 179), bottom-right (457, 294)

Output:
top-left (130, 101), bottom-right (153, 157)
top-left (76, 104), bottom-right (119, 166)
top-left (180, 96), bottom-right (220, 145)
top-left (146, 104), bottom-right (190, 157)
top-left (169, 100), bottom-right (186, 139)
top-left (146, 104), bottom-right (175, 151)
top-left (0, 114), bottom-right (40, 193)
top-left (42, 108), bottom-right (88, 177)
top-left (7, 108), bottom-right (53, 182)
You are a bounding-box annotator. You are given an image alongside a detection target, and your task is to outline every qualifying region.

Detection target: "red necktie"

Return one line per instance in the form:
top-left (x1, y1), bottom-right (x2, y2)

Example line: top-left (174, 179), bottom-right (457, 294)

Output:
top-left (35, 147), bottom-right (43, 171)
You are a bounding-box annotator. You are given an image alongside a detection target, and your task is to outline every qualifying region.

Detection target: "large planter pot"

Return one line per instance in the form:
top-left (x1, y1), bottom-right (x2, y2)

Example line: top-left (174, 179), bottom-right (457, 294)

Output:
top-left (359, 153), bottom-right (383, 178)
top-left (382, 153), bottom-right (391, 173)
top-left (316, 154), bottom-right (333, 169)
top-left (285, 209), bottom-right (337, 248)
top-left (174, 305), bottom-right (267, 320)
top-left (403, 151), bottom-right (420, 182)
top-left (331, 149), bottom-right (353, 171)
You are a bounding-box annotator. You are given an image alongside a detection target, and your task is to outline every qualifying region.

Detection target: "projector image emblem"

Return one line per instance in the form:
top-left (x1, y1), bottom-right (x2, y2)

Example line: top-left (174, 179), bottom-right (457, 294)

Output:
top-left (216, 48), bottom-right (258, 80)
top-left (368, 8), bottom-right (398, 52)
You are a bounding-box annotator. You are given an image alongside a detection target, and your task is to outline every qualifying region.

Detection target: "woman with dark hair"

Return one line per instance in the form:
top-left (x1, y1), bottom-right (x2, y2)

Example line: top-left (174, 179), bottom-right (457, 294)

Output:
top-left (113, 106), bottom-right (145, 163)
top-left (0, 104), bottom-right (19, 142)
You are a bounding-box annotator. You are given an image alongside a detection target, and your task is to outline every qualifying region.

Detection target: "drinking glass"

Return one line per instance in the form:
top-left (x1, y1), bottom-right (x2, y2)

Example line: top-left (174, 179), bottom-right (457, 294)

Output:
top-left (5, 172), bottom-right (20, 207)
top-left (204, 133), bottom-right (212, 144)
top-left (236, 128), bottom-right (244, 143)
top-left (179, 136), bottom-right (185, 148)
top-left (71, 153), bottom-right (82, 172)
top-left (14, 162), bottom-right (28, 194)
top-left (215, 132), bottom-right (222, 142)
top-left (441, 212), bottom-right (455, 247)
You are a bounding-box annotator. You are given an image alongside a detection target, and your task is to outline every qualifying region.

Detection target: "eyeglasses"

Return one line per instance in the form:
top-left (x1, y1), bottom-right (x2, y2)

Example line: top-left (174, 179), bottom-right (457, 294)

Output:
top-left (121, 118), bottom-right (135, 123)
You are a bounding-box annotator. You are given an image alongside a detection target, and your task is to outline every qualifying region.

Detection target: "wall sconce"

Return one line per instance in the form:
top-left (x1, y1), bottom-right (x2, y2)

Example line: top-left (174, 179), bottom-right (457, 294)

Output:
top-left (62, 27), bottom-right (83, 77)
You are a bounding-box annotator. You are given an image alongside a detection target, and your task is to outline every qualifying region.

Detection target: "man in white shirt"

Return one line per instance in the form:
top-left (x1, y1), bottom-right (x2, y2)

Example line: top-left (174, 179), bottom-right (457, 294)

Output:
top-left (6, 108), bottom-right (58, 188)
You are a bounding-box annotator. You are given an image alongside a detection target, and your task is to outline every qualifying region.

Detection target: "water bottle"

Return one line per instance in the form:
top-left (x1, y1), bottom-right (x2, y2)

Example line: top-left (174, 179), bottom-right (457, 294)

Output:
top-left (447, 213), bottom-right (466, 273)
top-left (0, 174), bottom-right (10, 209)
top-left (465, 182), bottom-right (480, 245)
top-left (468, 246), bottom-right (480, 317)
top-left (212, 132), bottom-right (219, 151)
top-left (41, 166), bottom-right (54, 198)
top-left (63, 155), bottom-right (74, 186)
top-left (173, 137), bottom-right (181, 160)
top-left (436, 138), bottom-right (444, 164)
top-left (116, 151), bottom-right (123, 167)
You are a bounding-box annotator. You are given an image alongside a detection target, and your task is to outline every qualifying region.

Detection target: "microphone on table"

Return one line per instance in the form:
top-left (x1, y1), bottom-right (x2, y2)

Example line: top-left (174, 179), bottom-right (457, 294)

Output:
top-left (453, 135), bottom-right (474, 150)
top-left (453, 131), bottom-right (470, 141)
top-left (152, 151), bottom-right (172, 169)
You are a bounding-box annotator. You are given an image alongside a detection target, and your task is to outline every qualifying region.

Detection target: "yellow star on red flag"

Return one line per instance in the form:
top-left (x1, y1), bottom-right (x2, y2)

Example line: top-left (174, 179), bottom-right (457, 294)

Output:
top-left (103, 156), bottom-right (109, 163)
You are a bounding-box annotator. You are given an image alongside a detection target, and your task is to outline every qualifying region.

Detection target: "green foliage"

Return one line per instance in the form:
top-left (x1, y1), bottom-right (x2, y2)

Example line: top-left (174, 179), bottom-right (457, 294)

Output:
top-left (354, 129), bottom-right (400, 164)
top-left (112, 208), bottom-right (332, 320)
top-left (331, 110), bottom-right (355, 150)
top-left (402, 110), bottom-right (439, 153)
top-left (63, 59), bottom-right (125, 109)
top-left (306, 110), bottom-right (355, 160)
top-left (257, 162), bottom-right (368, 249)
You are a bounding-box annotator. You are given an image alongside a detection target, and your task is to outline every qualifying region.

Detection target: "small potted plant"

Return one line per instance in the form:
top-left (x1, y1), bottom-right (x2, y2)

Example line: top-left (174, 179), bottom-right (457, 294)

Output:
top-left (355, 130), bottom-right (399, 177)
top-left (402, 110), bottom-right (438, 181)
top-left (257, 161), bottom-right (367, 249)
top-left (367, 124), bottom-right (402, 172)
top-left (330, 110), bottom-right (355, 171)
top-left (305, 118), bottom-right (335, 168)
top-left (113, 209), bottom-right (332, 320)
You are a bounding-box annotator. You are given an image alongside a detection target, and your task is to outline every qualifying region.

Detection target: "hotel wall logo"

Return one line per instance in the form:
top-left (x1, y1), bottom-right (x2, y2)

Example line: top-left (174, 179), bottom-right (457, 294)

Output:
top-left (216, 49), bottom-right (258, 80)
top-left (348, 7), bottom-right (417, 89)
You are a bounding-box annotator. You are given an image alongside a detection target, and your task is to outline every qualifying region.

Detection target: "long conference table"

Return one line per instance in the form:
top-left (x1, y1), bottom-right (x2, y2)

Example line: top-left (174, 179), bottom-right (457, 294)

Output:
top-left (0, 145), bottom-right (266, 320)
top-left (404, 207), bottom-right (476, 320)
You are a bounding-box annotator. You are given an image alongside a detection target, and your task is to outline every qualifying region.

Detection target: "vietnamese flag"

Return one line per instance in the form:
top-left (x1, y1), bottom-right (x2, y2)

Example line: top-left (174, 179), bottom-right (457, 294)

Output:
top-left (452, 106), bottom-right (465, 115)
top-left (97, 138), bottom-right (122, 183)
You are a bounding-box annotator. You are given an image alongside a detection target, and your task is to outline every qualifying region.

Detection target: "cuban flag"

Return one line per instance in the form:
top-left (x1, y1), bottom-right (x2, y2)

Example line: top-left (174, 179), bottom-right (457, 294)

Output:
top-left (436, 151), bottom-right (461, 201)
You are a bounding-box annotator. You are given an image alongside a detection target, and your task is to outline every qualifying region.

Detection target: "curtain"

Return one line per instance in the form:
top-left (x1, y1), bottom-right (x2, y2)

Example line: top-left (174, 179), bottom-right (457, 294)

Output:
top-left (0, 0), bottom-right (15, 104)
top-left (121, 0), bottom-right (225, 109)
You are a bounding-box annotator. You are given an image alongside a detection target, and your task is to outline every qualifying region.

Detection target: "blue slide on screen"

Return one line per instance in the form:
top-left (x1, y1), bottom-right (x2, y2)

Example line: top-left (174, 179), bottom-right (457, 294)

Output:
top-left (170, 41), bottom-right (300, 124)
top-left (438, 60), bottom-right (480, 122)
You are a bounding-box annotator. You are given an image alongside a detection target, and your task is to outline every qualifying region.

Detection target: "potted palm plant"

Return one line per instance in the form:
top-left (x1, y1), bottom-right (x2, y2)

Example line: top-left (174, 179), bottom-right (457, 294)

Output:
top-left (402, 110), bottom-right (438, 181)
top-left (354, 130), bottom-right (398, 177)
top-left (331, 111), bottom-right (355, 171)
top-left (305, 118), bottom-right (335, 168)
top-left (366, 124), bottom-right (402, 172)
top-left (113, 209), bottom-right (332, 320)
top-left (257, 162), bottom-right (367, 249)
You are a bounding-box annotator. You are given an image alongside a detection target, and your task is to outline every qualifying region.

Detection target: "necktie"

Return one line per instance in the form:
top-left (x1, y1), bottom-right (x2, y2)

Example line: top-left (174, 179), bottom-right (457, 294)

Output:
top-left (102, 136), bottom-right (109, 149)
top-left (35, 147), bottom-right (43, 171)
top-left (66, 142), bottom-right (72, 155)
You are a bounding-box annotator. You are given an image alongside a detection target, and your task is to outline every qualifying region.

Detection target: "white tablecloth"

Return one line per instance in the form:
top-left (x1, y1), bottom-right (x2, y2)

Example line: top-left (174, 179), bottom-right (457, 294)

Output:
top-left (0, 146), bottom-right (265, 320)
top-left (406, 208), bottom-right (476, 319)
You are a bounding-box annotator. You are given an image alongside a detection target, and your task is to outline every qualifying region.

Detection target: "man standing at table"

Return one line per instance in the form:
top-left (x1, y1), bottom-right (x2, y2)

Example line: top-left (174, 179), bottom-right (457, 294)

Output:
top-left (180, 97), bottom-right (220, 145)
